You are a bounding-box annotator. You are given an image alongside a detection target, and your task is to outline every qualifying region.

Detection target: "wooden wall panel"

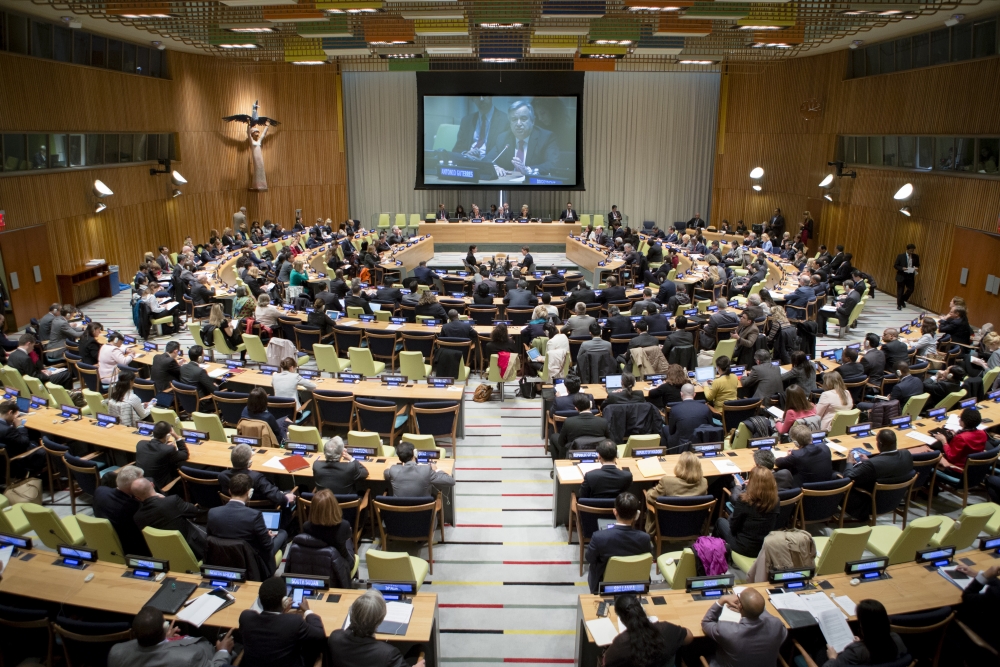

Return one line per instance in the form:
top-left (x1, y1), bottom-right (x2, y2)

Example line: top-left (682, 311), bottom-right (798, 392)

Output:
top-left (711, 50), bottom-right (1000, 315)
top-left (0, 52), bottom-right (348, 286)
top-left (941, 227), bottom-right (1000, 326)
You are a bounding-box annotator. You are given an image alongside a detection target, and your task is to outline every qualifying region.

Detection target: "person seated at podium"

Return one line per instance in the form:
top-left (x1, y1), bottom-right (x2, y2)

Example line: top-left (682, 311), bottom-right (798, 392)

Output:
top-left (486, 100), bottom-right (560, 178)
top-left (454, 205), bottom-right (466, 220)
top-left (328, 590), bottom-right (426, 667)
top-left (387, 226), bottom-right (404, 245)
top-left (469, 204), bottom-right (482, 220)
top-left (608, 205), bottom-right (623, 225)
top-left (108, 606), bottom-right (234, 667)
top-left (436, 204), bottom-right (448, 220)
top-left (486, 204), bottom-right (498, 220)
top-left (559, 202), bottom-right (577, 222)
top-left (454, 95), bottom-right (501, 159)
top-left (518, 204), bottom-right (530, 221)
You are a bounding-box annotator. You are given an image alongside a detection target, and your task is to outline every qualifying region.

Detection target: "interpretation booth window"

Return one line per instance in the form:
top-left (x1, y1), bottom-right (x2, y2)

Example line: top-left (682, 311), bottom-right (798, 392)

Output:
top-left (0, 8), bottom-right (168, 78)
top-left (1, 133), bottom-right (175, 173)
top-left (839, 135), bottom-right (999, 177)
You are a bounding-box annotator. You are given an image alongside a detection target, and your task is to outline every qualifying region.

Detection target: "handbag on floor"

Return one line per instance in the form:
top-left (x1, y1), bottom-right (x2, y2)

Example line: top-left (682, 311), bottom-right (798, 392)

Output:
top-left (4, 478), bottom-right (42, 505)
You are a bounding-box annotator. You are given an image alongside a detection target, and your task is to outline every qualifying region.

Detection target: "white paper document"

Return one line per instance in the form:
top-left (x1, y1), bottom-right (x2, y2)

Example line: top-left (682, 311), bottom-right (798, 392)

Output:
top-left (767, 406), bottom-right (785, 419)
top-left (939, 566), bottom-right (977, 590)
top-left (769, 592), bottom-right (809, 612)
top-left (384, 601), bottom-right (414, 625)
top-left (557, 466), bottom-right (583, 483)
top-left (905, 431), bottom-right (938, 445)
top-left (833, 595), bottom-right (857, 617)
top-left (719, 587), bottom-right (746, 623)
top-left (577, 462), bottom-right (603, 475)
top-left (384, 324), bottom-right (403, 330)
top-left (176, 593), bottom-right (227, 627)
top-left (944, 415), bottom-right (962, 431)
top-left (208, 368), bottom-right (228, 379)
top-left (262, 456), bottom-right (289, 471)
top-left (0, 545), bottom-right (12, 571)
top-left (636, 457), bottom-right (666, 479)
top-left (711, 458), bottom-right (742, 474)
top-left (816, 608), bottom-right (855, 653)
top-left (586, 617), bottom-right (619, 647)
top-left (826, 442), bottom-right (847, 454)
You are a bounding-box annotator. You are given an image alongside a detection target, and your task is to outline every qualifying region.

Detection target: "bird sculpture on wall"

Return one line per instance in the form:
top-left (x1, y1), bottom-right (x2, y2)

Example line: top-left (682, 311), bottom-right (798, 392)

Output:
top-left (222, 101), bottom-right (280, 192)
top-left (222, 100), bottom-right (281, 127)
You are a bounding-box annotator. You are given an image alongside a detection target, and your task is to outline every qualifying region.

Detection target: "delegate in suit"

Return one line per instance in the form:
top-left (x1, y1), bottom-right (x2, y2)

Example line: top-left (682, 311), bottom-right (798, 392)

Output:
top-left (453, 96), bottom-right (504, 159)
top-left (579, 440), bottom-right (633, 499)
top-left (485, 100), bottom-right (561, 177)
top-left (383, 442), bottom-right (455, 497)
top-left (584, 492), bottom-right (653, 593)
top-left (893, 243), bottom-right (919, 310)
top-left (108, 606), bottom-right (233, 667)
top-left (238, 577), bottom-right (327, 667)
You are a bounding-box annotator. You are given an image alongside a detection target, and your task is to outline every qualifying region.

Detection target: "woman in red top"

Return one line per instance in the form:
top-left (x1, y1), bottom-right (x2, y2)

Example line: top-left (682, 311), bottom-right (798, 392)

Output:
top-left (932, 408), bottom-right (988, 470)
top-left (776, 384), bottom-right (819, 435)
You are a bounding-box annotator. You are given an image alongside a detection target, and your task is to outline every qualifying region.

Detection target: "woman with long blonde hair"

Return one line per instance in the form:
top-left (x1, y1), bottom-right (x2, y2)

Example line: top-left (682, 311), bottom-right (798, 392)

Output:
top-left (644, 451), bottom-right (708, 531)
top-left (816, 370), bottom-right (853, 431)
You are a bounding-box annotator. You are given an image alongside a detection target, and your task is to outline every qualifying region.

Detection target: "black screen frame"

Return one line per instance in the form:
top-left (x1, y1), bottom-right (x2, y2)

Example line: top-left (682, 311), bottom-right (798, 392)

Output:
top-left (415, 71), bottom-right (585, 191)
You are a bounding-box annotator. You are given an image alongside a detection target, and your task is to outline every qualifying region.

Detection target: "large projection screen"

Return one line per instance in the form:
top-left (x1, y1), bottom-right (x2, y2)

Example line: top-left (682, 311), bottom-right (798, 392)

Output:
top-left (416, 72), bottom-right (585, 190)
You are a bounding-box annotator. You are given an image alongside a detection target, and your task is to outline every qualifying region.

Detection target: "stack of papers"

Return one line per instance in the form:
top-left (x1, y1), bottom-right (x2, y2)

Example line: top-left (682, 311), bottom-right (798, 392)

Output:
top-left (345, 601), bottom-right (414, 636)
top-left (636, 457), bottom-right (666, 478)
top-left (208, 368), bottom-right (228, 379)
top-left (586, 614), bottom-right (660, 646)
top-left (767, 406), bottom-right (785, 419)
top-left (262, 456), bottom-right (290, 471)
top-left (944, 415), bottom-right (962, 431)
top-left (719, 586), bottom-right (746, 623)
top-left (939, 566), bottom-right (976, 590)
top-left (556, 466), bottom-right (583, 483)
top-left (176, 592), bottom-right (228, 627)
top-left (768, 592), bottom-right (855, 652)
top-left (578, 462), bottom-right (603, 475)
top-left (905, 431), bottom-right (938, 445)
top-left (711, 459), bottom-right (742, 474)
top-left (384, 324), bottom-right (403, 331)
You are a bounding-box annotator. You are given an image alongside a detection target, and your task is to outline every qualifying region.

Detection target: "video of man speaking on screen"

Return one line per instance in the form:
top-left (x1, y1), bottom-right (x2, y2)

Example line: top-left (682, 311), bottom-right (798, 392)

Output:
top-left (423, 95), bottom-right (578, 186)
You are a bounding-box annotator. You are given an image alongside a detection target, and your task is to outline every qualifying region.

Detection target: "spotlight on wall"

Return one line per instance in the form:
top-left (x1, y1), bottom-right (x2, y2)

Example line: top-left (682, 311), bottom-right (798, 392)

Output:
top-left (93, 179), bottom-right (113, 198)
top-left (899, 206), bottom-right (912, 217)
top-left (170, 170), bottom-right (187, 186)
top-left (819, 174), bottom-right (834, 188)
top-left (849, 40), bottom-right (863, 50)
top-left (823, 193), bottom-right (833, 201)
top-left (95, 203), bottom-right (107, 213)
top-left (749, 167), bottom-right (764, 179)
top-left (893, 183), bottom-right (914, 200)
top-left (752, 184), bottom-right (762, 192)
top-left (172, 189), bottom-right (182, 198)
top-left (944, 14), bottom-right (964, 27)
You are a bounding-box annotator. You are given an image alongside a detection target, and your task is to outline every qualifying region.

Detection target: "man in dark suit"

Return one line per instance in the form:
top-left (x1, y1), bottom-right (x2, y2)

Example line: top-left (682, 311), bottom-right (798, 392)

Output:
top-left (893, 243), bottom-right (919, 310)
top-left (179, 345), bottom-right (217, 401)
top-left (776, 424), bottom-right (832, 485)
top-left (860, 333), bottom-right (886, 381)
top-left (881, 328), bottom-right (909, 370)
top-left (7, 334), bottom-right (74, 389)
top-left (151, 341), bottom-right (183, 395)
top-left (239, 577), bottom-right (326, 667)
top-left (374, 274), bottom-right (402, 304)
top-left (699, 300), bottom-right (740, 350)
top-left (436, 204), bottom-right (448, 221)
top-left (518, 246), bottom-right (535, 273)
top-left (207, 473), bottom-right (285, 577)
top-left (585, 492), bottom-right (653, 593)
top-left (741, 349), bottom-right (784, 402)
top-left (503, 280), bottom-right (538, 308)
top-left (828, 245), bottom-right (846, 272)
top-left (597, 276), bottom-right (627, 304)
top-left (131, 476), bottom-right (207, 559)
top-left (844, 429), bottom-right (913, 522)
top-left (220, 444), bottom-right (295, 508)
top-left (558, 202), bottom-right (577, 222)
top-left (327, 269), bottom-right (349, 298)
top-left (135, 421), bottom-right (188, 491)
top-left (579, 440), bottom-right (632, 499)
top-left (550, 393), bottom-right (612, 462)
top-left (328, 591), bottom-right (424, 667)
top-left (767, 208), bottom-right (785, 239)
top-left (834, 347), bottom-right (866, 382)
top-left (565, 283), bottom-right (597, 311)
top-left (660, 317), bottom-right (694, 360)
top-left (313, 436), bottom-right (369, 494)
top-left (955, 563), bottom-right (1000, 657)
top-left (664, 384), bottom-right (713, 452)
top-left (440, 309), bottom-right (477, 345)
top-left (108, 607), bottom-right (234, 667)
top-left (412, 261), bottom-right (434, 286)
top-left (888, 362), bottom-right (924, 406)
top-left (830, 253), bottom-right (854, 286)
top-left (191, 275), bottom-right (215, 307)
top-left (608, 205), bottom-right (623, 225)
top-left (453, 96), bottom-right (503, 159)
top-left (816, 245), bottom-right (832, 265)
top-left (784, 275), bottom-right (815, 320)
top-left (603, 305), bottom-right (634, 338)
top-left (686, 213), bottom-right (705, 229)
top-left (93, 465), bottom-right (148, 556)
top-left (0, 399), bottom-right (43, 478)
top-left (344, 284), bottom-right (372, 315)
top-left (817, 280), bottom-right (861, 336)
top-left (485, 101), bottom-right (561, 177)
top-left (654, 275), bottom-right (676, 305)
top-left (551, 376), bottom-right (593, 414)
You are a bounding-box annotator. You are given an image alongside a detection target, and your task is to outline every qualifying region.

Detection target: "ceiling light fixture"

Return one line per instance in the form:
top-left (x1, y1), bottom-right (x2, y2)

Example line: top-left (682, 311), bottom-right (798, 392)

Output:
top-left (752, 185), bottom-right (763, 192)
top-left (678, 59), bottom-right (715, 65)
top-left (227, 27), bottom-right (275, 33)
top-left (739, 24), bottom-right (783, 30)
top-left (823, 193), bottom-right (833, 202)
top-left (61, 16), bottom-right (82, 29)
top-left (819, 174), bottom-right (834, 187)
top-left (172, 189), bottom-right (182, 198)
top-left (292, 60), bottom-right (327, 65)
top-left (749, 167), bottom-right (764, 179)
top-left (479, 22), bottom-right (525, 29)
top-left (893, 183), bottom-right (914, 200)
top-left (481, 57), bottom-right (517, 63)
top-left (849, 40), bottom-right (864, 49)
top-left (171, 171), bottom-right (187, 186)
top-left (95, 203), bottom-right (107, 213)
top-left (944, 14), bottom-right (964, 27)
top-left (899, 206), bottom-right (912, 216)
top-left (218, 43), bottom-right (258, 49)
top-left (593, 39), bottom-right (633, 45)
top-left (628, 5), bottom-right (681, 11)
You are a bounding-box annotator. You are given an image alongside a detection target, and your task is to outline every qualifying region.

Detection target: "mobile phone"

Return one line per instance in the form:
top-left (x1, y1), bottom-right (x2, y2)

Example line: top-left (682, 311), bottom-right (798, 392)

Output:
top-left (149, 398), bottom-right (157, 407)
top-left (292, 588), bottom-right (304, 609)
top-left (596, 601), bottom-right (608, 617)
top-left (732, 472), bottom-right (746, 487)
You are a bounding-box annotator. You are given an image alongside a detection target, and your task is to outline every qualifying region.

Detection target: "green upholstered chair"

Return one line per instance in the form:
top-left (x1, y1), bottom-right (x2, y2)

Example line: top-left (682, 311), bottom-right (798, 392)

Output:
top-left (77, 514), bottom-right (126, 564)
top-left (929, 503), bottom-right (996, 550)
top-left (142, 527), bottom-right (202, 574)
top-left (23, 503), bottom-right (84, 548)
top-left (365, 549), bottom-right (429, 591)
top-left (813, 526), bottom-right (871, 576)
top-left (866, 515), bottom-right (944, 566)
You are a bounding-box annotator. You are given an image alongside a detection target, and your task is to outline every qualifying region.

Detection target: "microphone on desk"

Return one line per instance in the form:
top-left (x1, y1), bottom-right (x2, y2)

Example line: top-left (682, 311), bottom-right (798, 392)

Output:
top-left (491, 145), bottom-right (510, 164)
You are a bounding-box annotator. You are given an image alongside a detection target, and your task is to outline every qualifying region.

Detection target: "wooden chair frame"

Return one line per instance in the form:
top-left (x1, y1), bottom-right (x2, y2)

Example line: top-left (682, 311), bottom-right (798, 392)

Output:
top-left (372, 496), bottom-right (444, 574)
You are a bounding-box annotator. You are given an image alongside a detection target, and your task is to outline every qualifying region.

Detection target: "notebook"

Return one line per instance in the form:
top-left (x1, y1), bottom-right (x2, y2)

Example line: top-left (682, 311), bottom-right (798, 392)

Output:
top-left (278, 455), bottom-right (310, 473)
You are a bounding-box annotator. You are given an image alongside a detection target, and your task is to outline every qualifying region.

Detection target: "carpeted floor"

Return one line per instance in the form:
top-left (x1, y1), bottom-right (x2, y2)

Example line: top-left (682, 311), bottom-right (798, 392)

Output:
top-left (32, 273), bottom-right (973, 665)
